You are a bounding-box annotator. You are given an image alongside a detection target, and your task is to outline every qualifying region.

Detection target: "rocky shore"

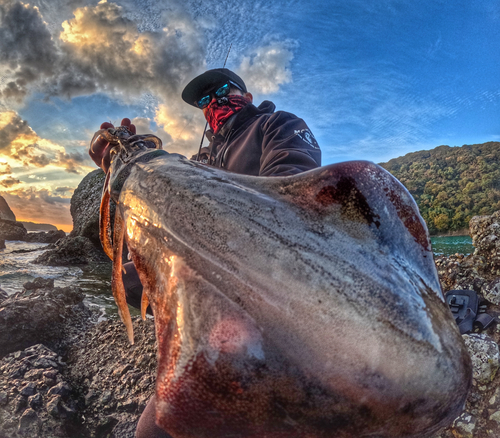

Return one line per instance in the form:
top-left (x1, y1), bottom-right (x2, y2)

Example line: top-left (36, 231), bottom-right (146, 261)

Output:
top-left (0, 282), bottom-right (156, 438)
top-left (30, 169), bottom-right (113, 271)
top-left (0, 195), bottom-right (67, 247)
top-left (3, 171), bottom-right (500, 437)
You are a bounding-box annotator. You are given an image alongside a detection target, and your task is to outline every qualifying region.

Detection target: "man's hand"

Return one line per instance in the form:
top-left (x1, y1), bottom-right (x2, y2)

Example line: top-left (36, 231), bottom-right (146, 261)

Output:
top-left (89, 118), bottom-right (136, 173)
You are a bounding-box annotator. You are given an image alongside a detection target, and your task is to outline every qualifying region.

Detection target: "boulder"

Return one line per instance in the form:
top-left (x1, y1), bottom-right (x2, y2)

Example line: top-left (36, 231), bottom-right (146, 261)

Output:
top-left (20, 221), bottom-right (57, 232)
top-left (0, 344), bottom-right (81, 438)
top-left (0, 195), bottom-right (16, 221)
top-left (433, 210), bottom-right (500, 438)
top-left (0, 219), bottom-right (27, 241)
top-left (33, 235), bottom-right (109, 267)
top-left (64, 317), bottom-right (157, 437)
top-left (0, 277), bottom-right (157, 438)
top-left (25, 229), bottom-right (66, 244)
top-left (35, 169), bottom-right (112, 269)
top-left (69, 168), bottom-right (110, 247)
top-left (0, 278), bottom-right (90, 357)
top-left (462, 333), bottom-right (500, 385)
top-left (469, 211), bottom-right (500, 275)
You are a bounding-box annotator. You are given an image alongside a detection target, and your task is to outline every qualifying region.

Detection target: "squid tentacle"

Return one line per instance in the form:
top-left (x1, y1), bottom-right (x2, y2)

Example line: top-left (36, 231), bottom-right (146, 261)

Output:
top-left (111, 211), bottom-right (134, 344)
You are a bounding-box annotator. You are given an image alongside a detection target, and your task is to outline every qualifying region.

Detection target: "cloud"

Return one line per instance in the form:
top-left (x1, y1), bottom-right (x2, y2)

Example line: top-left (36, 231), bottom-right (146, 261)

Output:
top-left (0, 110), bottom-right (51, 167)
top-left (55, 151), bottom-right (90, 174)
top-left (0, 162), bottom-right (11, 175)
top-left (0, 187), bottom-right (72, 226)
top-left (0, 110), bottom-right (36, 152)
top-left (0, 110), bottom-right (93, 173)
top-left (0, 176), bottom-right (20, 188)
top-left (152, 102), bottom-right (204, 156)
top-left (53, 186), bottom-right (75, 195)
top-left (0, 0), bottom-right (58, 102)
top-left (0, 1), bottom-right (206, 105)
top-left (0, 0), bottom-right (211, 157)
top-left (237, 42), bottom-right (295, 94)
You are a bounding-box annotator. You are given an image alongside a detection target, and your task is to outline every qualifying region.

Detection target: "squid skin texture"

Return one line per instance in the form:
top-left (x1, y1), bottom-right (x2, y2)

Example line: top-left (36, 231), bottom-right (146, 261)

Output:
top-left (104, 148), bottom-right (471, 438)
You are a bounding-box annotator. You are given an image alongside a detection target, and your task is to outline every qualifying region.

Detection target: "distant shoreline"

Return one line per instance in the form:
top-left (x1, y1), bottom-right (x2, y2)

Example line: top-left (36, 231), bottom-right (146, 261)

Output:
top-left (431, 229), bottom-right (470, 238)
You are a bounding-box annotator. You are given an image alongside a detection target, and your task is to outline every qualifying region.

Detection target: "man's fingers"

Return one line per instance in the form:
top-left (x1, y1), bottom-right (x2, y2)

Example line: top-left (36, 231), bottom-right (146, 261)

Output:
top-left (99, 119), bottom-right (135, 134)
top-left (120, 118), bottom-right (136, 134)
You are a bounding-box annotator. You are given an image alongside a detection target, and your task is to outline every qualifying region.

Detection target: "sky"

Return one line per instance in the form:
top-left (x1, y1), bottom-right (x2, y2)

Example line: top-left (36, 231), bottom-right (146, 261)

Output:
top-left (0, 0), bottom-right (499, 231)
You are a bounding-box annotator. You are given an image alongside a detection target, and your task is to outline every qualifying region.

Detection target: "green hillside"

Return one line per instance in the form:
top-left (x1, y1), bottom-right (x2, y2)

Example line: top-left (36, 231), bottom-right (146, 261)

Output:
top-left (379, 142), bottom-right (500, 235)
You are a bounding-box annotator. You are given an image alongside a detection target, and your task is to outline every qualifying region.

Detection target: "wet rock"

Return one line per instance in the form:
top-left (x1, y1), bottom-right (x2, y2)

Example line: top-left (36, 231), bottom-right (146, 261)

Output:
top-left (0, 344), bottom-right (80, 438)
top-left (25, 229), bottom-right (66, 244)
top-left (0, 294), bottom-right (157, 438)
top-left (13, 396), bottom-right (27, 413)
top-left (23, 277), bottom-right (54, 291)
top-left (69, 168), bottom-right (106, 245)
top-left (65, 317), bottom-right (157, 436)
top-left (0, 239), bottom-right (5, 249)
top-left (28, 393), bottom-right (43, 410)
top-left (0, 287), bottom-right (8, 303)
top-left (0, 392), bottom-right (8, 406)
top-left (0, 218), bottom-right (27, 241)
top-left (19, 382), bottom-right (37, 397)
top-left (32, 169), bottom-right (115, 272)
top-left (47, 382), bottom-right (71, 398)
top-left (0, 280), bottom-right (90, 357)
top-left (18, 407), bottom-right (39, 436)
top-left (34, 235), bottom-right (109, 266)
top-left (47, 394), bottom-right (62, 417)
top-left (0, 195), bottom-right (16, 221)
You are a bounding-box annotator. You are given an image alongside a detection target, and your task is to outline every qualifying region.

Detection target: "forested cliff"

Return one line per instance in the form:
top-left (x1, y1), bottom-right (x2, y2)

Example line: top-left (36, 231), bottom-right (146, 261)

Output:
top-left (379, 141), bottom-right (500, 235)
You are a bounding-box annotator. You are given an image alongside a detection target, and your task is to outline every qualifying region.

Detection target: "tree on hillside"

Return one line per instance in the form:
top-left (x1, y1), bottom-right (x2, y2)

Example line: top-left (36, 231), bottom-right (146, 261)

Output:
top-left (379, 142), bottom-right (500, 235)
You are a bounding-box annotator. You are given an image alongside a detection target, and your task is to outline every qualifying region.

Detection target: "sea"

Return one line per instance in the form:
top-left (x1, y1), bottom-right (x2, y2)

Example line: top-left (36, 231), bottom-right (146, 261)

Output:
top-left (0, 235), bottom-right (474, 315)
top-left (0, 239), bottom-right (119, 318)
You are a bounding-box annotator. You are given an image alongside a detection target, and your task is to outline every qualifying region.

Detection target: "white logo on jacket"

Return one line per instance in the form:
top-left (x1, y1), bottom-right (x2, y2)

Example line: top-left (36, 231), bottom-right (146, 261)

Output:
top-left (294, 129), bottom-right (319, 149)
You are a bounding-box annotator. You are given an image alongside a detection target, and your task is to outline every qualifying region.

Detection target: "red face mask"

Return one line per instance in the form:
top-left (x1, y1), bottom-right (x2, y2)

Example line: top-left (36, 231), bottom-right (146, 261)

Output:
top-left (204, 95), bottom-right (251, 134)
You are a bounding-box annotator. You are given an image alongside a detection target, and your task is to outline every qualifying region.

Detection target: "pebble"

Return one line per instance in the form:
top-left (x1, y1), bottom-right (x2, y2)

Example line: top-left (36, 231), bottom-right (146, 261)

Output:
top-left (451, 413), bottom-right (477, 438)
top-left (20, 382), bottom-right (37, 396)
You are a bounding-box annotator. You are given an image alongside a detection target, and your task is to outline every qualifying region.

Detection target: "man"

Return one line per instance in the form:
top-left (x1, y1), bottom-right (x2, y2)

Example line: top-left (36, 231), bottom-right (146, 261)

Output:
top-left (181, 68), bottom-right (320, 175)
top-left (90, 68), bottom-right (321, 175)
top-left (89, 68), bottom-right (321, 438)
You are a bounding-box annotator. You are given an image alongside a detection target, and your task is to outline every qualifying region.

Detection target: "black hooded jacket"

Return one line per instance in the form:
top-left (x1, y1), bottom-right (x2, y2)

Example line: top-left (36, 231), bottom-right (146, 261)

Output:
top-left (192, 100), bottom-right (321, 176)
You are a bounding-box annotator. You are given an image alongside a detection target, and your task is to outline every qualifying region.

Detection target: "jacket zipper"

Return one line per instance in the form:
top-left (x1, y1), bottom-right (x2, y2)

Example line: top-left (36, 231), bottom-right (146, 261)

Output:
top-left (217, 128), bottom-right (236, 168)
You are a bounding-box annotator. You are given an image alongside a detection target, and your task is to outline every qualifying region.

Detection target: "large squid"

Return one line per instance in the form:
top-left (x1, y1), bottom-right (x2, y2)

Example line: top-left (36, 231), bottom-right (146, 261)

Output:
top-left (96, 126), bottom-right (471, 438)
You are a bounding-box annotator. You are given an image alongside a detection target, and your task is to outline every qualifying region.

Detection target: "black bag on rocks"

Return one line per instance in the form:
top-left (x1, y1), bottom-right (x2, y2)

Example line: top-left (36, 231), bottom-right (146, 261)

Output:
top-left (445, 289), bottom-right (496, 334)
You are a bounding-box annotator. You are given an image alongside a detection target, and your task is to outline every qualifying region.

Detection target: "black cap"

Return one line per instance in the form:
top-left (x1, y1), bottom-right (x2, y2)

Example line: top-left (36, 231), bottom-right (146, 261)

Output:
top-left (181, 68), bottom-right (247, 107)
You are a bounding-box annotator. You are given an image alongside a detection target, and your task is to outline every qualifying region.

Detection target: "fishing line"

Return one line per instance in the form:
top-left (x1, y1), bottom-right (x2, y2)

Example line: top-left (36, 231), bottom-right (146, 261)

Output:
top-left (196, 44), bottom-right (233, 162)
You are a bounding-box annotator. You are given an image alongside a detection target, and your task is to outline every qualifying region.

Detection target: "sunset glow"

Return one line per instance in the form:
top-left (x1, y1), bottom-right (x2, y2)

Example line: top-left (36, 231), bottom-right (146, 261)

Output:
top-left (0, 0), bottom-right (498, 230)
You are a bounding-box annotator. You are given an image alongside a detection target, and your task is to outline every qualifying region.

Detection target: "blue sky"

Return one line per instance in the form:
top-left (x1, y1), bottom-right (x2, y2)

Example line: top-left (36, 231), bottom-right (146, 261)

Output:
top-left (0, 0), bottom-right (499, 229)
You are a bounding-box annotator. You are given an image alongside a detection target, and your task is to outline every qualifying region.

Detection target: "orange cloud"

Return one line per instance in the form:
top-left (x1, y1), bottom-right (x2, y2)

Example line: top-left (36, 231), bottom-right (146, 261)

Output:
top-left (1, 187), bottom-right (72, 229)
top-left (0, 162), bottom-right (11, 175)
top-left (0, 176), bottom-right (20, 188)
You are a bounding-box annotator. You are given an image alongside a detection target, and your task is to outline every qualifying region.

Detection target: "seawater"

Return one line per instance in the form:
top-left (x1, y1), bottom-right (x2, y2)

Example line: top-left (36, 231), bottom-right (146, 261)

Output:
top-left (430, 235), bottom-right (474, 257)
top-left (1, 236), bottom-right (475, 315)
top-left (0, 240), bottom-right (118, 317)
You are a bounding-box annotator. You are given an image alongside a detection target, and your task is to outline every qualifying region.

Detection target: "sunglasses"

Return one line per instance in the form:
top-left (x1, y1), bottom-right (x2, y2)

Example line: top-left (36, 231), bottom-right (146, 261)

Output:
top-left (196, 81), bottom-right (241, 109)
